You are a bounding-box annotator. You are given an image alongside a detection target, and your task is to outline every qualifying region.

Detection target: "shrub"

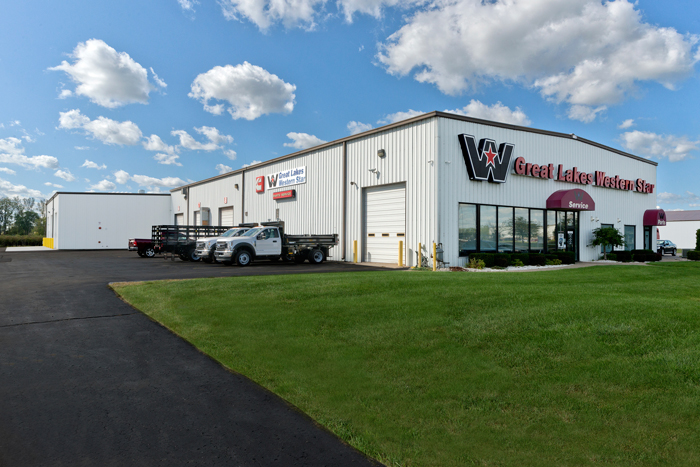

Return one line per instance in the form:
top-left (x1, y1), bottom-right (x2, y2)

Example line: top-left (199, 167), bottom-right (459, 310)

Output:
top-left (546, 258), bottom-right (563, 266)
top-left (467, 258), bottom-right (486, 269)
top-left (615, 251), bottom-right (632, 262)
top-left (696, 229), bottom-right (700, 251)
top-left (511, 259), bottom-right (525, 267)
top-left (606, 253), bottom-right (617, 261)
top-left (555, 251), bottom-right (575, 264)
top-left (494, 253), bottom-right (511, 268)
top-left (510, 253), bottom-right (530, 266)
top-left (0, 235), bottom-right (44, 247)
top-left (469, 253), bottom-right (495, 268)
top-left (529, 253), bottom-right (546, 266)
top-left (688, 250), bottom-right (700, 261)
top-left (631, 249), bottom-right (662, 262)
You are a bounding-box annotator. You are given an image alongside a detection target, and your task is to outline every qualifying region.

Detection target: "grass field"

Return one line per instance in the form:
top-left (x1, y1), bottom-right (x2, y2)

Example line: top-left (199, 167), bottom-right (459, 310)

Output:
top-left (112, 262), bottom-right (700, 466)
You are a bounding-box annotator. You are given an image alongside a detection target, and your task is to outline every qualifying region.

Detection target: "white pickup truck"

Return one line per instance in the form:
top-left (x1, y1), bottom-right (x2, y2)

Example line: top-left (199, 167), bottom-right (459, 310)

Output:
top-left (214, 221), bottom-right (338, 266)
top-left (194, 223), bottom-right (257, 263)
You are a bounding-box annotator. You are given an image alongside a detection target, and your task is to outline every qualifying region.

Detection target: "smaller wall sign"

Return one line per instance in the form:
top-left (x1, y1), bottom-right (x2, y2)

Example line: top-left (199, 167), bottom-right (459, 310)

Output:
top-left (273, 189), bottom-right (296, 200)
top-left (255, 176), bottom-right (265, 193)
top-left (198, 202), bottom-right (201, 208)
top-left (224, 197), bottom-right (228, 204)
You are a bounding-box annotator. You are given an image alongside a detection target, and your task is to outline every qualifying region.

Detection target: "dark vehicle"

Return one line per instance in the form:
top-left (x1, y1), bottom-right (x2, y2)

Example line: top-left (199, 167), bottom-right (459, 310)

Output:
top-left (128, 238), bottom-right (158, 258)
top-left (152, 225), bottom-right (234, 261)
top-left (657, 239), bottom-right (677, 256)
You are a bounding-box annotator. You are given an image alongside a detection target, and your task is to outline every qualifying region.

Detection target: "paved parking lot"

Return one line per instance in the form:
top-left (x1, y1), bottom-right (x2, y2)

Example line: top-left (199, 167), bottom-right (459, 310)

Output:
top-left (0, 250), bottom-right (385, 466)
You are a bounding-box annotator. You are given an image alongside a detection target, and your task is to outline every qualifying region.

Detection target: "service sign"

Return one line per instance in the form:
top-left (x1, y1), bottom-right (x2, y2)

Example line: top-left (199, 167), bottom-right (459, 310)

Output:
top-left (266, 166), bottom-right (306, 189)
top-left (273, 189), bottom-right (295, 200)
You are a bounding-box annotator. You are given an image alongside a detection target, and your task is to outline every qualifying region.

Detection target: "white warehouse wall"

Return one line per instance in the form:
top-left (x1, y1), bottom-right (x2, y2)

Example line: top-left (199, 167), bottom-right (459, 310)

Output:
top-left (658, 221), bottom-right (700, 250)
top-left (47, 193), bottom-right (172, 250)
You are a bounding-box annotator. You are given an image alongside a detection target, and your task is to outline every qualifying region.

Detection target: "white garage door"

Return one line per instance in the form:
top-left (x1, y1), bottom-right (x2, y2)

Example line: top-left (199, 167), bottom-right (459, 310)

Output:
top-left (219, 207), bottom-right (234, 226)
top-left (193, 211), bottom-right (200, 226)
top-left (364, 183), bottom-right (406, 264)
top-left (175, 213), bottom-right (184, 225)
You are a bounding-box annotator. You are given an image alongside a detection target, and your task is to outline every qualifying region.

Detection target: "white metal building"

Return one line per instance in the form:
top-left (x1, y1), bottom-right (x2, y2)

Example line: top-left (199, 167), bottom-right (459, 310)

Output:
top-left (167, 111), bottom-right (661, 265)
top-left (45, 193), bottom-right (172, 250)
top-left (658, 210), bottom-right (700, 251)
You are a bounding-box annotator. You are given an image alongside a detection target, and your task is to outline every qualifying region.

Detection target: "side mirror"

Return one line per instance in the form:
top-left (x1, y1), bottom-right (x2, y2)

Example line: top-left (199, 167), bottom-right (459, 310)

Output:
top-left (257, 234), bottom-right (264, 240)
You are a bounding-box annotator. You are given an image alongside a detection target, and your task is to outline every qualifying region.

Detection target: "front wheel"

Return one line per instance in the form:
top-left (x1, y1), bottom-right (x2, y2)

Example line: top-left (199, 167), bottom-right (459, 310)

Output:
top-left (308, 249), bottom-right (325, 264)
top-left (235, 250), bottom-right (252, 267)
top-left (672, 249), bottom-right (677, 256)
top-left (189, 249), bottom-right (201, 262)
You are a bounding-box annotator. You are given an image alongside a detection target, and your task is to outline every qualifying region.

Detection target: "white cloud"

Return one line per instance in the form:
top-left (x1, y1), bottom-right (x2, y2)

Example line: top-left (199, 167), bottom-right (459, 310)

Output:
top-left (74, 146), bottom-right (91, 150)
top-left (216, 163), bottom-right (233, 174)
top-left (284, 132), bottom-right (326, 150)
top-left (58, 109), bottom-right (142, 145)
top-left (154, 153), bottom-right (182, 166)
top-left (150, 67), bottom-right (167, 88)
top-left (377, 0), bottom-right (699, 121)
top-left (171, 129), bottom-right (220, 151)
top-left (0, 154), bottom-right (59, 170)
top-left (0, 167), bottom-right (16, 175)
top-left (10, 120), bottom-right (20, 127)
top-left (0, 137), bottom-right (24, 155)
top-left (379, 109), bottom-right (424, 124)
top-left (114, 170), bottom-right (130, 184)
top-left (131, 174), bottom-right (186, 188)
top-left (189, 62), bottom-right (296, 120)
top-left (223, 149), bottom-right (237, 160)
top-left (618, 119), bottom-right (635, 129)
top-left (81, 159), bottom-right (106, 170)
top-left (58, 89), bottom-right (73, 99)
top-left (657, 191), bottom-right (699, 204)
top-left (620, 130), bottom-right (698, 162)
top-left (445, 100), bottom-right (531, 126)
top-left (143, 134), bottom-right (177, 155)
top-left (55, 169), bottom-right (77, 182)
top-left (219, 0), bottom-right (326, 30)
top-left (178, 0), bottom-right (199, 11)
top-left (49, 39), bottom-right (162, 108)
top-left (196, 126), bottom-right (233, 145)
top-left (90, 179), bottom-right (117, 191)
top-left (45, 182), bottom-right (64, 188)
top-left (242, 160), bottom-right (262, 168)
top-left (348, 121), bottom-right (373, 135)
top-left (0, 178), bottom-right (43, 198)
top-left (566, 105), bottom-right (607, 123)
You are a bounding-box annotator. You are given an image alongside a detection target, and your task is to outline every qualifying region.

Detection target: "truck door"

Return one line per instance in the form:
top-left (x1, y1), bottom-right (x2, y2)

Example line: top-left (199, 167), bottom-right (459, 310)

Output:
top-left (256, 228), bottom-right (282, 256)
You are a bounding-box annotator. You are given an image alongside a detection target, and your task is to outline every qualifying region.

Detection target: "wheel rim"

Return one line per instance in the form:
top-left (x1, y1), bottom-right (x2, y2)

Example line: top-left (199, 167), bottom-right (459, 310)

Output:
top-left (313, 251), bottom-right (324, 262)
top-left (238, 252), bottom-right (250, 265)
top-left (145, 248), bottom-right (155, 257)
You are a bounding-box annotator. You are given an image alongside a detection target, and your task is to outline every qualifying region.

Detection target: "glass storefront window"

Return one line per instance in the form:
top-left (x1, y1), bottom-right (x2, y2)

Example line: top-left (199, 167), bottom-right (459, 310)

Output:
top-left (624, 225), bottom-right (635, 251)
top-left (498, 206), bottom-right (513, 252)
top-left (514, 208), bottom-right (529, 251)
top-left (530, 210), bottom-right (544, 252)
top-left (458, 204), bottom-right (477, 253)
top-left (600, 223), bottom-right (614, 254)
top-left (547, 211), bottom-right (556, 251)
top-left (480, 205), bottom-right (497, 251)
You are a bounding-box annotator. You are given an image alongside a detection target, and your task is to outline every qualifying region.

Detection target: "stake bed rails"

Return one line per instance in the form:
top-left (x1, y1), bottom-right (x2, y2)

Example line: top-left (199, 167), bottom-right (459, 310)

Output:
top-left (152, 224), bottom-right (234, 261)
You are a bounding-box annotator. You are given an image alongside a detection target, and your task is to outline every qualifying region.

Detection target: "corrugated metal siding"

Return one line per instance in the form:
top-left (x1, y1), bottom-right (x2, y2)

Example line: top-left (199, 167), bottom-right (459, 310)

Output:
top-left (53, 194), bottom-right (172, 250)
top-left (437, 117), bottom-right (657, 264)
top-left (181, 173), bottom-right (242, 227)
top-left (347, 118), bottom-right (438, 266)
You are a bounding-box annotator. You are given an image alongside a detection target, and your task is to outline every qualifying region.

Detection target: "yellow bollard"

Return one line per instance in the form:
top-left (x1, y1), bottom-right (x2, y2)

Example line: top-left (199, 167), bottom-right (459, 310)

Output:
top-left (353, 240), bottom-right (358, 263)
top-left (418, 242), bottom-right (422, 268)
top-left (433, 242), bottom-right (437, 271)
top-left (398, 240), bottom-right (403, 267)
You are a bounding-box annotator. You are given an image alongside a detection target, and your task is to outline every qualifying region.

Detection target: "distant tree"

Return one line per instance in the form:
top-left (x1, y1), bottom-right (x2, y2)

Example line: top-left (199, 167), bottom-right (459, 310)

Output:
top-left (696, 228), bottom-right (700, 251)
top-left (591, 227), bottom-right (625, 260)
top-left (0, 197), bottom-right (20, 234)
top-left (0, 197), bottom-right (44, 235)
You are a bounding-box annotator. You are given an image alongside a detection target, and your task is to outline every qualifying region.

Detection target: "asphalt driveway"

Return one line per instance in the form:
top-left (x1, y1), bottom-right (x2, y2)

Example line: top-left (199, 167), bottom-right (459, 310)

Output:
top-left (0, 250), bottom-right (386, 466)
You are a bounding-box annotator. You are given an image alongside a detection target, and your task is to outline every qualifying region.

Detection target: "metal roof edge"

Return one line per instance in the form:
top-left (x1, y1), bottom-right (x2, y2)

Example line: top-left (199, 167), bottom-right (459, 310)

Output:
top-left (46, 191), bottom-right (171, 203)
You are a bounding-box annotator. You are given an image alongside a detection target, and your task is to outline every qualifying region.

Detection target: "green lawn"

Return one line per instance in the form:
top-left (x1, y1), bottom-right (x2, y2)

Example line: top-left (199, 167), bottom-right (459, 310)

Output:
top-left (112, 263), bottom-right (700, 466)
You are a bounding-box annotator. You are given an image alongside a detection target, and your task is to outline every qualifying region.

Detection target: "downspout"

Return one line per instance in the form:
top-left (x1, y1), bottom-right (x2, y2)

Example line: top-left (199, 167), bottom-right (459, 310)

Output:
top-left (186, 190), bottom-right (190, 225)
top-left (342, 141), bottom-right (347, 260)
top-left (241, 171), bottom-right (246, 224)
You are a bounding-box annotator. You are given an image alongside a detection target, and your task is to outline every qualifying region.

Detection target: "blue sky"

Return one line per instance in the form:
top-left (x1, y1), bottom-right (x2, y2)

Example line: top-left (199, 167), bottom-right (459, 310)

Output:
top-left (1, 0), bottom-right (699, 210)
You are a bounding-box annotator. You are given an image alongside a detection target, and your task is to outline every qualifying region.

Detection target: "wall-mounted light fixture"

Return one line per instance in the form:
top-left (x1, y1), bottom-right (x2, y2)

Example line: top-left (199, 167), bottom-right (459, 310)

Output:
top-left (617, 218), bottom-right (622, 223)
top-left (350, 181), bottom-right (357, 186)
top-left (377, 149), bottom-right (386, 158)
top-left (234, 184), bottom-right (239, 190)
top-left (369, 168), bottom-right (378, 174)
top-left (591, 216), bottom-right (595, 222)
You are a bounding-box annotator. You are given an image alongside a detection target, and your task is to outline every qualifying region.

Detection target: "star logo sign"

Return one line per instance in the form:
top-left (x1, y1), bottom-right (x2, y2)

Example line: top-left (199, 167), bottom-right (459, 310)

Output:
top-left (483, 147), bottom-right (498, 167)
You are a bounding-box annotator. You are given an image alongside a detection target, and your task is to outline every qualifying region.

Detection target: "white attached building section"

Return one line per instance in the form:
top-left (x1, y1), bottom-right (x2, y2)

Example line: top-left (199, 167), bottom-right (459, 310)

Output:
top-left (364, 183), bottom-right (406, 263)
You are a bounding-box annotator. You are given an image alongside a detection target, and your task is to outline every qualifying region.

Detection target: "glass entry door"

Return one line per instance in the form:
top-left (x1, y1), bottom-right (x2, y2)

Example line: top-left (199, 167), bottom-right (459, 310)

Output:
top-left (553, 211), bottom-right (579, 261)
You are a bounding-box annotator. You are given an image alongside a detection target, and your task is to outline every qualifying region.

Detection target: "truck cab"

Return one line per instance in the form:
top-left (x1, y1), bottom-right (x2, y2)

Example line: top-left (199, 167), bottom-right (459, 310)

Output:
top-left (195, 224), bottom-right (256, 263)
top-left (214, 226), bottom-right (281, 265)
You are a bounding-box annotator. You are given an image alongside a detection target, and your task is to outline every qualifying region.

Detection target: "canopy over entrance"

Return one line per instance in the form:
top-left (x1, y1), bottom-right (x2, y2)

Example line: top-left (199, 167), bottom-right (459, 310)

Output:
top-left (546, 189), bottom-right (595, 211)
top-left (643, 209), bottom-right (667, 226)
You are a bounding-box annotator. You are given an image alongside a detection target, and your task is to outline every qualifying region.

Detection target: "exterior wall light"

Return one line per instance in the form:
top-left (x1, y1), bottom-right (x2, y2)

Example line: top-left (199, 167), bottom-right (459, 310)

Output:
top-left (369, 168), bottom-right (378, 173)
top-left (234, 184), bottom-right (239, 190)
top-left (378, 149), bottom-right (386, 158)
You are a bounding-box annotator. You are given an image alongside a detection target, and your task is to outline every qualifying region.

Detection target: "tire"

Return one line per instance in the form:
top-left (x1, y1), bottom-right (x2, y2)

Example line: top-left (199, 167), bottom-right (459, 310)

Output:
top-left (672, 249), bottom-right (677, 256)
top-left (235, 250), bottom-right (252, 267)
top-left (189, 249), bottom-right (201, 262)
top-left (309, 249), bottom-right (325, 264)
top-left (144, 247), bottom-right (156, 258)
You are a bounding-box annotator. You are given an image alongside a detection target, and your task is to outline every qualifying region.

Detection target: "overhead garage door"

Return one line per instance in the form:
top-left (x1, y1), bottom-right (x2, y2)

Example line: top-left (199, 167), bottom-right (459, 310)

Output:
top-left (175, 213), bottom-right (184, 225)
top-left (193, 211), bottom-right (200, 226)
top-left (364, 183), bottom-right (406, 264)
top-left (219, 207), bottom-right (234, 226)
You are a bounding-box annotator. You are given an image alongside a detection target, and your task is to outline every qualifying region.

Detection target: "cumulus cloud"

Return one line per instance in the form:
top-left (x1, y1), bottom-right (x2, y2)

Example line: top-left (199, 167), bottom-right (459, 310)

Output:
top-left (657, 191), bottom-right (699, 204)
top-left (618, 119), bottom-right (635, 129)
top-left (90, 179), bottom-right (117, 191)
top-left (58, 109), bottom-right (143, 145)
top-left (0, 153), bottom-right (59, 170)
top-left (171, 126), bottom-right (233, 152)
top-left (114, 170), bottom-right (130, 184)
top-left (45, 182), bottom-right (64, 188)
top-left (223, 149), bottom-right (237, 160)
top-left (178, 0), bottom-right (199, 11)
top-left (242, 160), bottom-right (262, 168)
top-left (0, 167), bottom-right (16, 175)
top-left (143, 134), bottom-right (177, 155)
top-left (189, 62), bottom-right (296, 120)
top-left (74, 146), bottom-right (91, 150)
top-left (49, 39), bottom-right (162, 108)
top-left (0, 178), bottom-right (43, 198)
top-left (620, 130), bottom-right (698, 162)
top-left (348, 121), bottom-right (373, 135)
top-left (446, 100), bottom-right (531, 126)
top-left (284, 132), bottom-right (326, 150)
top-left (131, 174), bottom-right (186, 188)
top-left (0, 137), bottom-right (24, 155)
top-left (377, 0), bottom-right (700, 121)
top-left (567, 105), bottom-right (607, 123)
top-left (219, 0), bottom-right (326, 30)
top-left (55, 169), bottom-right (77, 182)
top-left (154, 153), bottom-right (182, 166)
top-left (379, 109), bottom-right (425, 124)
top-left (196, 126), bottom-right (233, 145)
top-left (216, 163), bottom-right (233, 174)
top-left (81, 159), bottom-right (106, 170)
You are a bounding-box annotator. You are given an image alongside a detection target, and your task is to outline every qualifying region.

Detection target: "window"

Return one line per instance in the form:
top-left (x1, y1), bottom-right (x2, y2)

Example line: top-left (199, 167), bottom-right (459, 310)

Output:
top-left (530, 210), bottom-right (544, 252)
top-left (624, 225), bottom-right (635, 251)
top-left (498, 207), bottom-right (514, 252)
top-left (600, 223), bottom-right (613, 254)
top-left (514, 208), bottom-right (529, 251)
top-left (458, 204), bottom-right (477, 253)
top-left (480, 205), bottom-right (497, 251)
top-left (547, 211), bottom-right (556, 251)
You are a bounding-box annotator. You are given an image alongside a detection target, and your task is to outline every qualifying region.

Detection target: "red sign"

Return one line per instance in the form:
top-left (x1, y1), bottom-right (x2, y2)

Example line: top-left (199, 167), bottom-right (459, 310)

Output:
top-left (224, 197), bottom-right (228, 204)
top-left (198, 202), bottom-right (201, 208)
top-left (255, 176), bottom-right (265, 193)
top-left (273, 190), bottom-right (295, 200)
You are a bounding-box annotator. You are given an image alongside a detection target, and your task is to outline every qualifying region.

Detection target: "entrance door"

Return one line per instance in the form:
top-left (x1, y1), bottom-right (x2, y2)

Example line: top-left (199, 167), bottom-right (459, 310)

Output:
top-left (644, 226), bottom-right (652, 250)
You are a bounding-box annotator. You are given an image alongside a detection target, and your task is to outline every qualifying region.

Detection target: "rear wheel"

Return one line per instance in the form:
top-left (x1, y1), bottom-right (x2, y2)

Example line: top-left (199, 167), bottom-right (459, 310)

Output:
top-left (235, 250), bottom-right (252, 267)
top-left (672, 249), bottom-right (677, 256)
top-left (309, 249), bottom-right (325, 264)
top-left (144, 247), bottom-right (156, 258)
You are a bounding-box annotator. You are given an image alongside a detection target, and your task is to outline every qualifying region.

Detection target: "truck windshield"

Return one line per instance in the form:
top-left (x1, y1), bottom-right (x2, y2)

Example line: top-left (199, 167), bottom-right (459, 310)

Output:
top-left (221, 229), bottom-right (240, 237)
top-left (242, 228), bottom-right (263, 237)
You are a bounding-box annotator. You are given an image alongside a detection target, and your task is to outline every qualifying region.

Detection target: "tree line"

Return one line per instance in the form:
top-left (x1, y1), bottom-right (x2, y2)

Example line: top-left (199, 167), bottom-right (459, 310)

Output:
top-left (0, 197), bottom-right (46, 236)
